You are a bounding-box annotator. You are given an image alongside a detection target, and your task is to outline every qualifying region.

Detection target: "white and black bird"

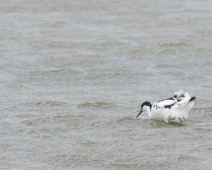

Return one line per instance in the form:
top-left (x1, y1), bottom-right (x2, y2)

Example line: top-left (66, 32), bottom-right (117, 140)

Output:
top-left (136, 90), bottom-right (196, 123)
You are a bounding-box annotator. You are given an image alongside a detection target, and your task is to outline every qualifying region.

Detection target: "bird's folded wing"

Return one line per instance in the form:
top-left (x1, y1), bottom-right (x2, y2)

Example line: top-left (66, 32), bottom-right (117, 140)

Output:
top-left (156, 99), bottom-right (176, 108)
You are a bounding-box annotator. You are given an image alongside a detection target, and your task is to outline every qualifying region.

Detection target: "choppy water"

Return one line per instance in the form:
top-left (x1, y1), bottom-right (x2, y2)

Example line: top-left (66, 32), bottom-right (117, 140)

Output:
top-left (0, 0), bottom-right (212, 169)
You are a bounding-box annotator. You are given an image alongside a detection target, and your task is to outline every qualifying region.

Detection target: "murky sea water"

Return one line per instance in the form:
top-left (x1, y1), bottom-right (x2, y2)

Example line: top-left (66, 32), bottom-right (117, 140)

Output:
top-left (0, 0), bottom-right (212, 169)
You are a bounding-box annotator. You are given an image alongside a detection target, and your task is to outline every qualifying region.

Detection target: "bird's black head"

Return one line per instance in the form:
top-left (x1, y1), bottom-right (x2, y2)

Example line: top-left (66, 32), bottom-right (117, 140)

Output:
top-left (141, 101), bottom-right (152, 108)
top-left (136, 101), bottom-right (152, 118)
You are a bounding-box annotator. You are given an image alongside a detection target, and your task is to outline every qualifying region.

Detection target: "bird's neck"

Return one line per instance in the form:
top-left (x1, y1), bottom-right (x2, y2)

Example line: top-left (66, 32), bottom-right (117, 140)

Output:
top-left (143, 105), bottom-right (152, 117)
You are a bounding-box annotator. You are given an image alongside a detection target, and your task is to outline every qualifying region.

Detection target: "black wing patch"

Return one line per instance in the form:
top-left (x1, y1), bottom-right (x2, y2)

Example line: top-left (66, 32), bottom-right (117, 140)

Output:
top-left (164, 103), bottom-right (175, 109)
top-left (189, 97), bottom-right (196, 102)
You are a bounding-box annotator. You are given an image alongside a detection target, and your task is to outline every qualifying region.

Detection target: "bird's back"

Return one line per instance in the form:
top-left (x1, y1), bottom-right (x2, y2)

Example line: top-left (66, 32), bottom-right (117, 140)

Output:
top-left (151, 91), bottom-right (195, 122)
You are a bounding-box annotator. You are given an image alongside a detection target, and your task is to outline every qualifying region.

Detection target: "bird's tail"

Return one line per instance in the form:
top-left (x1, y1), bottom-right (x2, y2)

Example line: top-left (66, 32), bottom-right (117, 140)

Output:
top-left (189, 97), bottom-right (196, 102)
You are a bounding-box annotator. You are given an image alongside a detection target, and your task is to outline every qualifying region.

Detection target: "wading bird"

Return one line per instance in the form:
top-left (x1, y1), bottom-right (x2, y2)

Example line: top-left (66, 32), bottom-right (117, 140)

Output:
top-left (136, 90), bottom-right (196, 123)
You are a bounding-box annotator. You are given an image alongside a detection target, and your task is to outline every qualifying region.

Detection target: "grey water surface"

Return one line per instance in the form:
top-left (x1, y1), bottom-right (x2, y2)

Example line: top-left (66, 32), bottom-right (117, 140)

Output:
top-left (0, 0), bottom-right (212, 169)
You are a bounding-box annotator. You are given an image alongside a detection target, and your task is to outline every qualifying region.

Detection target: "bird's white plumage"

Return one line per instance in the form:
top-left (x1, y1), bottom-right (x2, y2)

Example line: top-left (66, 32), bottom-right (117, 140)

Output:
top-left (137, 90), bottom-right (196, 123)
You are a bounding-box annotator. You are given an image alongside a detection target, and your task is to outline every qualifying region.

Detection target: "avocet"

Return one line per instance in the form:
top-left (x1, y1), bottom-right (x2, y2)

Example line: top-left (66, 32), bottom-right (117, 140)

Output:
top-left (136, 90), bottom-right (196, 123)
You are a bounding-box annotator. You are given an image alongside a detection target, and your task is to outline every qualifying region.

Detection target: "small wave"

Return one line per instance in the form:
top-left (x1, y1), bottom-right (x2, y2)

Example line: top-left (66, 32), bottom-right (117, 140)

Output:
top-left (29, 68), bottom-right (63, 74)
top-left (19, 100), bottom-right (69, 107)
top-left (157, 42), bottom-right (188, 48)
top-left (193, 107), bottom-right (212, 112)
top-left (194, 127), bottom-right (212, 133)
top-left (177, 155), bottom-right (197, 161)
top-left (192, 107), bottom-right (212, 118)
top-left (113, 116), bottom-right (174, 129)
top-left (8, 82), bottom-right (32, 90)
top-left (207, 147), bottom-right (212, 150)
top-left (115, 116), bottom-right (135, 124)
top-left (78, 101), bottom-right (113, 108)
